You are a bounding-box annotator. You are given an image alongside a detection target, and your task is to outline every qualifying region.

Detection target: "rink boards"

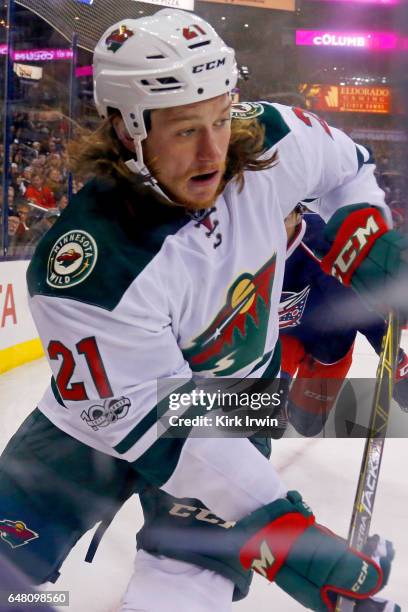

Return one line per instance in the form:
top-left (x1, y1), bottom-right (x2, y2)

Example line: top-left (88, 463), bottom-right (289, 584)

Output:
top-left (0, 259), bottom-right (44, 374)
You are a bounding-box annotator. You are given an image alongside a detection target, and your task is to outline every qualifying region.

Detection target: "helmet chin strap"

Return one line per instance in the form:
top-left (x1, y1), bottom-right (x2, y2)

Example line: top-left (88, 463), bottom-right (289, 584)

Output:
top-left (124, 135), bottom-right (174, 204)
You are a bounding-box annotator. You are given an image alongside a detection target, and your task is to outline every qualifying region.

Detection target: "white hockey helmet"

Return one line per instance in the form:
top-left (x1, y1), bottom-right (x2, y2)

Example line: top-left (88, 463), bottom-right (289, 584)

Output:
top-left (93, 9), bottom-right (238, 177)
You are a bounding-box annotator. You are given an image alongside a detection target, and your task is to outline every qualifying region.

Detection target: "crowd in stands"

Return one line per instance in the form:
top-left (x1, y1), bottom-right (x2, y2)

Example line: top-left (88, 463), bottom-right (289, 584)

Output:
top-left (0, 110), bottom-right (84, 255)
top-left (0, 108), bottom-right (407, 257)
top-left (369, 141), bottom-right (408, 231)
top-left (327, 117), bottom-right (408, 231)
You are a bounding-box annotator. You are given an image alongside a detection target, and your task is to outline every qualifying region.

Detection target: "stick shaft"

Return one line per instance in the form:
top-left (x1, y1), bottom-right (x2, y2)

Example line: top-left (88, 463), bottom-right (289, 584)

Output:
top-left (336, 312), bottom-right (401, 612)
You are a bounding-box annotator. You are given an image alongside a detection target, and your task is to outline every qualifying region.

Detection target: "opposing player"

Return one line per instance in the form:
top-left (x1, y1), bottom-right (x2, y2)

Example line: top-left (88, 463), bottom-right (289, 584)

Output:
top-left (0, 10), bottom-right (406, 611)
top-left (280, 207), bottom-right (408, 436)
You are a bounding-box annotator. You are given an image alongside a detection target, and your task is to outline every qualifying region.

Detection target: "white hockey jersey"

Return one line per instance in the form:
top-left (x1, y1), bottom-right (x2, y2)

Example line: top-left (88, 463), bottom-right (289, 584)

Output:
top-left (27, 102), bottom-right (388, 479)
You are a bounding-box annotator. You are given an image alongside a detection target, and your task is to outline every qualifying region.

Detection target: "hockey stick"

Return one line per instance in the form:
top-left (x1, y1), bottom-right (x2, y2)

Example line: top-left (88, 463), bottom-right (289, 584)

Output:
top-left (335, 311), bottom-right (402, 612)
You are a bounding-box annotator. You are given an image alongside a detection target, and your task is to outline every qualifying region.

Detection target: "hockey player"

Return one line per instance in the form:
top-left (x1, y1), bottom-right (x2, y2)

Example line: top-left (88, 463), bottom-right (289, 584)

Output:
top-left (280, 207), bottom-right (408, 436)
top-left (0, 9), bottom-right (406, 611)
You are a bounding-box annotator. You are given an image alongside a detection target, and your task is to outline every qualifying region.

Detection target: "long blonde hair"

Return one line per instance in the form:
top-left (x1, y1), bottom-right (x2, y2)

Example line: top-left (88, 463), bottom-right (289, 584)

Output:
top-left (68, 113), bottom-right (278, 193)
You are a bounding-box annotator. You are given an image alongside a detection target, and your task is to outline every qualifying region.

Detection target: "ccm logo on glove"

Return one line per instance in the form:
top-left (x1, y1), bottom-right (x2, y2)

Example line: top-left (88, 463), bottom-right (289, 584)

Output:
top-left (250, 540), bottom-right (275, 578)
top-left (321, 207), bottom-right (388, 286)
top-left (332, 216), bottom-right (380, 277)
top-left (352, 560), bottom-right (369, 592)
top-left (237, 491), bottom-right (383, 611)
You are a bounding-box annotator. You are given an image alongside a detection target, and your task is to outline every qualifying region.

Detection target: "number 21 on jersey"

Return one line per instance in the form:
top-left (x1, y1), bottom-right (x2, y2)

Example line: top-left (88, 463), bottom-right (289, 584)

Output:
top-left (48, 336), bottom-right (113, 401)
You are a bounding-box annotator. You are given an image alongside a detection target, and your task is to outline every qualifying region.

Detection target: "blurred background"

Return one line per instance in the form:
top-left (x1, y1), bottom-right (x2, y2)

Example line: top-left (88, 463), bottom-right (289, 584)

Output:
top-left (0, 0), bottom-right (407, 255)
top-left (0, 3), bottom-right (407, 607)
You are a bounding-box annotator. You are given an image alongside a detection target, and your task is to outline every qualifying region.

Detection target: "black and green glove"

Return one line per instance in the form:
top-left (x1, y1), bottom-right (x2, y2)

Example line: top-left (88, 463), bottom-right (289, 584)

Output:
top-left (320, 204), bottom-right (408, 313)
top-left (238, 491), bottom-right (384, 611)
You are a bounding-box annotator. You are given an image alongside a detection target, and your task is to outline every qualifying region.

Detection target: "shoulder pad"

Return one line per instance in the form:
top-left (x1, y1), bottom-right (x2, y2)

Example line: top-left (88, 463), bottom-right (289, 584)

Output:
top-left (27, 178), bottom-right (188, 310)
top-left (231, 101), bottom-right (291, 149)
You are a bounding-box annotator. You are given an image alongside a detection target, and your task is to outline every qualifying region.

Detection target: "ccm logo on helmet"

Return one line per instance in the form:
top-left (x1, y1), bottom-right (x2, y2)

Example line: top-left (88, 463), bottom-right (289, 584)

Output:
top-left (192, 57), bottom-right (226, 73)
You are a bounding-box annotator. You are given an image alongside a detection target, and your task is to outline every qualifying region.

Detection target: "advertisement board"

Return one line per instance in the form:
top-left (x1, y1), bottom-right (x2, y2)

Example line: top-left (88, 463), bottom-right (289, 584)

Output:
top-left (139, 0), bottom-right (194, 8)
top-left (0, 260), bottom-right (43, 373)
top-left (0, 46), bottom-right (73, 61)
top-left (309, 0), bottom-right (398, 4)
top-left (201, 0), bottom-right (295, 10)
top-left (299, 84), bottom-right (391, 114)
top-left (296, 30), bottom-right (399, 50)
top-left (14, 63), bottom-right (43, 80)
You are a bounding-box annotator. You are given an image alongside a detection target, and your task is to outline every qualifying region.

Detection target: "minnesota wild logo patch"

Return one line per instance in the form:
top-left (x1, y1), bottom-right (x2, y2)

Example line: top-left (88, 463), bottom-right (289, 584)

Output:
top-left (0, 519), bottom-right (39, 549)
top-left (47, 230), bottom-right (98, 288)
top-left (183, 254), bottom-right (276, 376)
top-left (105, 25), bottom-right (134, 53)
top-left (231, 102), bottom-right (264, 120)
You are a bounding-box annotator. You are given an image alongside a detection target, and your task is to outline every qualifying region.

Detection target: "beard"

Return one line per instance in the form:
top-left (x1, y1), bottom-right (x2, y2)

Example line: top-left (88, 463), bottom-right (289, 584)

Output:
top-left (146, 157), bottom-right (227, 211)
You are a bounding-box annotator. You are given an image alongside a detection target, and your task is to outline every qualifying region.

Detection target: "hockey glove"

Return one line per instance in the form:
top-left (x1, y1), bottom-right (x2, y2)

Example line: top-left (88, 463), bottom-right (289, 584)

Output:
top-left (320, 204), bottom-right (408, 313)
top-left (238, 491), bottom-right (383, 611)
top-left (362, 534), bottom-right (395, 589)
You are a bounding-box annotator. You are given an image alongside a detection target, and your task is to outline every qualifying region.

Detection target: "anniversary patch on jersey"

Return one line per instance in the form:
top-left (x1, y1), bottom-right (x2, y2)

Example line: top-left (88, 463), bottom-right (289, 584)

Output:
top-left (231, 102), bottom-right (264, 120)
top-left (0, 519), bottom-right (39, 549)
top-left (279, 286), bottom-right (310, 329)
top-left (47, 230), bottom-right (98, 289)
top-left (183, 254), bottom-right (276, 376)
top-left (81, 396), bottom-right (131, 431)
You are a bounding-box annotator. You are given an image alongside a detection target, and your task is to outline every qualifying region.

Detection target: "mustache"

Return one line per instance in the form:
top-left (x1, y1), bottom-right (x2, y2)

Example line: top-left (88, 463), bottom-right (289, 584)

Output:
top-left (146, 158), bottom-right (227, 183)
top-left (186, 163), bottom-right (226, 181)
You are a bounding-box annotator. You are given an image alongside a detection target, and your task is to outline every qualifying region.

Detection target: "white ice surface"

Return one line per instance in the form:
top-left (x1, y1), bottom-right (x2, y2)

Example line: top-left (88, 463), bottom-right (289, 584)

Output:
top-left (0, 332), bottom-right (407, 611)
